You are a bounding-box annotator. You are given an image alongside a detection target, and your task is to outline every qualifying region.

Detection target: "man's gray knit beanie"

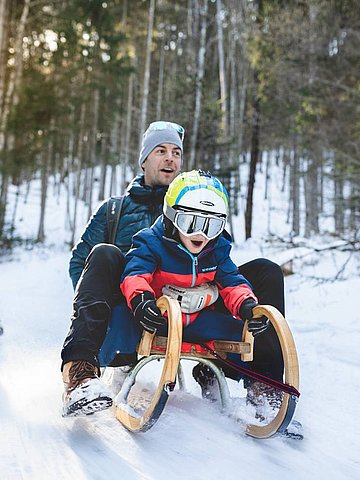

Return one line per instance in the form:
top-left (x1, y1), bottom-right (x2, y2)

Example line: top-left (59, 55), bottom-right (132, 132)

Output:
top-left (138, 128), bottom-right (183, 168)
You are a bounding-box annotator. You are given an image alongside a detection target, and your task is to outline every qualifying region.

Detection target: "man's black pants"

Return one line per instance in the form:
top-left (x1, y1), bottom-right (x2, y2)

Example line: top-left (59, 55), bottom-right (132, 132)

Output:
top-left (61, 244), bottom-right (285, 381)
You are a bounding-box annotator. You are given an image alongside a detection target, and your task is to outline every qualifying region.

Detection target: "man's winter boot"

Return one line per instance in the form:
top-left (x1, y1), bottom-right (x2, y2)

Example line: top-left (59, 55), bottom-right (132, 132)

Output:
top-left (192, 363), bottom-right (220, 403)
top-left (62, 360), bottom-right (113, 417)
top-left (245, 379), bottom-right (283, 422)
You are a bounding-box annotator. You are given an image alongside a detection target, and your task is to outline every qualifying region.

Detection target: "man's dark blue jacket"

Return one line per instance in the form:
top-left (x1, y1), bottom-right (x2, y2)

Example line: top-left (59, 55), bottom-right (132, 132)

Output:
top-left (69, 174), bottom-right (167, 289)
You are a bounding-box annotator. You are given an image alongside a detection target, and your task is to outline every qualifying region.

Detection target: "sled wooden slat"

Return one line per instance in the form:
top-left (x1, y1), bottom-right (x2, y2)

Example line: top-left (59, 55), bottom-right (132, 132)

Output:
top-left (213, 340), bottom-right (252, 355)
top-left (115, 296), bottom-right (182, 432)
top-left (150, 336), bottom-right (252, 356)
top-left (137, 330), bottom-right (156, 357)
top-left (241, 321), bottom-right (254, 362)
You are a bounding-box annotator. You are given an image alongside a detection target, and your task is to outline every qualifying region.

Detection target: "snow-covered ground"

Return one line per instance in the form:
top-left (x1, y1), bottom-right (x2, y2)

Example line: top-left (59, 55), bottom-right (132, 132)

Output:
top-left (1, 163), bottom-right (359, 479)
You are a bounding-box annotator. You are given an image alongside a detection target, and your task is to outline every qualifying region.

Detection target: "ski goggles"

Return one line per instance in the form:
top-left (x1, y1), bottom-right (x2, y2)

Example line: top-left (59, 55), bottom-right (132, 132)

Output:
top-left (146, 121), bottom-right (185, 142)
top-left (173, 211), bottom-right (226, 240)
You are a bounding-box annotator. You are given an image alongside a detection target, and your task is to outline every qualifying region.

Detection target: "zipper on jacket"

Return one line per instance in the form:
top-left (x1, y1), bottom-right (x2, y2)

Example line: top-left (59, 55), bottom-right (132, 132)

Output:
top-left (194, 257), bottom-right (198, 280)
top-left (177, 244), bottom-right (198, 287)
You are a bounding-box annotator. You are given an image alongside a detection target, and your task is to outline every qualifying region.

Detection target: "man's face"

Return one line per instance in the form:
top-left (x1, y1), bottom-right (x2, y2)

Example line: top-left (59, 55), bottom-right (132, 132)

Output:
top-left (142, 143), bottom-right (181, 187)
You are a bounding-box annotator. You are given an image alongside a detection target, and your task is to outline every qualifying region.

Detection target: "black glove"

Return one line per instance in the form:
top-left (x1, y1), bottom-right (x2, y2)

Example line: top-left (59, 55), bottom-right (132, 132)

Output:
top-left (239, 298), bottom-right (269, 337)
top-left (131, 291), bottom-right (167, 333)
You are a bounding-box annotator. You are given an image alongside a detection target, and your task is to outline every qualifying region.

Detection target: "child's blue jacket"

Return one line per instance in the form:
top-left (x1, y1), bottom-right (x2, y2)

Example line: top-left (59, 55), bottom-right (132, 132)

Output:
top-left (121, 217), bottom-right (257, 326)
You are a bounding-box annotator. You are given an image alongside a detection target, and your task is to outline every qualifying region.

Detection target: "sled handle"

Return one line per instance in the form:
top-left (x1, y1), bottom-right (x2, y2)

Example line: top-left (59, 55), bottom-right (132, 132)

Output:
top-left (116, 295), bottom-right (183, 432)
top-left (245, 305), bottom-right (300, 439)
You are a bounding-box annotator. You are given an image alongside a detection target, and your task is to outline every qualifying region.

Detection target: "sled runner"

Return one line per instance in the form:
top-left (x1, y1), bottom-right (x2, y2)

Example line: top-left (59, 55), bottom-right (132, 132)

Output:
top-left (115, 296), bottom-right (300, 439)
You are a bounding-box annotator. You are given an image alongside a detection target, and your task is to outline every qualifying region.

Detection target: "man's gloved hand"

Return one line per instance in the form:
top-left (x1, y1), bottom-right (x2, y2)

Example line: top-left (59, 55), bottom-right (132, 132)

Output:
top-left (239, 298), bottom-right (269, 336)
top-left (130, 291), bottom-right (167, 333)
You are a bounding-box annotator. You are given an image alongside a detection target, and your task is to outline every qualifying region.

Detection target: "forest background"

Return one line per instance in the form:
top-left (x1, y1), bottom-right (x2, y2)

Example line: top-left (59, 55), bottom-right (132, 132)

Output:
top-left (0, 0), bottom-right (359, 250)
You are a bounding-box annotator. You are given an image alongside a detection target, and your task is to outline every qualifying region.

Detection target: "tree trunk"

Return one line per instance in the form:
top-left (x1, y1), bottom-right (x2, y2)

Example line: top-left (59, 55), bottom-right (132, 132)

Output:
top-left (230, 0), bottom-right (248, 156)
top-left (216, 0), bottom-right (228, 139)
top-left (237, 60), bottom-right (248, 156)
top-left (0, 0), bottom-right (30, 151)
top-left (244, 0), bottom-right (263, 240)
top-left (187, 0), bottom-right (199, 75)
top-left (282, 150), bottom-right (289, 193)
top-left (264, 150), bottom-right (270, 201)
top-left (229, 33), bottom-right (236, 143)
top-left (124, 57), bottom-right (135, 170)
top-left (189, 0), bottom-right (208, 170)
top-left (121, 0), bottom-right (128, 24)
top-left (69, 104), bottom-right (86, 247)
top-left (264, 152), bottom-right (273, 235)
top-left (0, 0), bottom-right (10, 113)
top-left (9, 183), bottom-right (20, 239)
top-left (138, 0), bottom-right (156, 145)
top-left (98, 132), bottom-right (108, 202)
top-left (87, 89), bottom-right (100, 218)
top-left (291, 141), bottom-right (300, 236)
top-left (109, 99), bottom-right (122, 197)
top-left (304, 156), bottom-right (319, 237)
top-left (156, 36), bottom-right (165, 119)
top-left (349, 181), bottom-right (359, 233)
top-left (37, 150), bottom-right (50, 243)
top-left (0, 170), bottom-right (9, 237)
top-left (65, 132), bottom-right (75, 233)
top-left (334, 169), bottom-right (344, 235)
top-left (245, 70), bottom-right (261, 240)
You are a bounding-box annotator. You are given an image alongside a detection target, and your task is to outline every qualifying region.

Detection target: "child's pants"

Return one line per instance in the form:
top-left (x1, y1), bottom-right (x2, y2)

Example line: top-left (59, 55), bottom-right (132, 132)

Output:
top-left (98, 301), bottom-right (283, 382)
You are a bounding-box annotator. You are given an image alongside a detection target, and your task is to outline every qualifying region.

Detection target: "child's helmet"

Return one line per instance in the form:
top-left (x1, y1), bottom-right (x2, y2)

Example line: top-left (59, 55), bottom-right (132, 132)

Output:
top-left (163, 170), bottom-right (229, 240)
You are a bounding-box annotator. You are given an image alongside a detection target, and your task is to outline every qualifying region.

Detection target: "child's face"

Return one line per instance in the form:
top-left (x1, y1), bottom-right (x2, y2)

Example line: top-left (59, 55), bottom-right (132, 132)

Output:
top-left (179, 232), bottom-right (209, 254)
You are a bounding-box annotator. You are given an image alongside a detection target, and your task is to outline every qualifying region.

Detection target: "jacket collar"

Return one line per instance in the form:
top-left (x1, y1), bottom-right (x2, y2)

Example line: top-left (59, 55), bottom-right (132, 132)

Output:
top-left (127, 174), bottom-right (168, 204)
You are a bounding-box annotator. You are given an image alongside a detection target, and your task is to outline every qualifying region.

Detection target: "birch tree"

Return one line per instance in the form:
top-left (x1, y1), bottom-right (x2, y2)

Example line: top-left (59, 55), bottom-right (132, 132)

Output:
top-left (290, 139), bottom-right (300, 236)
top-left (216, 0), bottom-right (228, 138)
top-left (245, 0), bottom-right (262, 239)
top-left (0, 0), bottom-right (30, 150)
top-left (0, 0), bottom-right (10, 111)
top-left (138, 0), bottom-right (156, 146)
top-left (189, 0), bottom-right (208, 170)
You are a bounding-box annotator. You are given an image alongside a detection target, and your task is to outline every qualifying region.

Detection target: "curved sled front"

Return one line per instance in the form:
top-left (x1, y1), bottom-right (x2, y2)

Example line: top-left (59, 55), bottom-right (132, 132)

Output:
top-left (245, 305), bottom-right (299, 439)
top-left (115, 295), bottom-right (182, 432)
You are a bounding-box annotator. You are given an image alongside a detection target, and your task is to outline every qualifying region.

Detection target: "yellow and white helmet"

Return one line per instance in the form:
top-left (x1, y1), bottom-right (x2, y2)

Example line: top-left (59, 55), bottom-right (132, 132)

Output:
top-left (163, 170), bottom-right (229, 240)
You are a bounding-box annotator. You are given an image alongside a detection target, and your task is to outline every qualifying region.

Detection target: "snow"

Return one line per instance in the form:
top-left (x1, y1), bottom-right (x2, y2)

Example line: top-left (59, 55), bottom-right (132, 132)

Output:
top-left (1, 164), bottom-right (360, 479)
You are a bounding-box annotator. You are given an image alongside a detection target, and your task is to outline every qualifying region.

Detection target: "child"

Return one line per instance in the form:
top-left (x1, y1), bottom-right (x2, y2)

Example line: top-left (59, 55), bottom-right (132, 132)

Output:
top-left (120, 169), bottom-right (268, 343)
top-left (99, 170), bottom-right (284, 415)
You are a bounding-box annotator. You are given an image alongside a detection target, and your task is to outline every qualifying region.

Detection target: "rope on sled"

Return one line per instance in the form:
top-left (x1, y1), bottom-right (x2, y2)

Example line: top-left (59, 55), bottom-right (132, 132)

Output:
top-left (200, 343), bottom-right (300, 398)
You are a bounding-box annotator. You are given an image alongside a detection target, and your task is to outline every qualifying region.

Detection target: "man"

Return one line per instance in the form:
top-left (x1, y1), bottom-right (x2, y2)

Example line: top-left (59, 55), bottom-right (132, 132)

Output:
top-left (61, 121), bottom-right (184, 416)
top-left (61, 121), bottom-right (286, 421)
top-left (68, 122), bottom-right (184, 289)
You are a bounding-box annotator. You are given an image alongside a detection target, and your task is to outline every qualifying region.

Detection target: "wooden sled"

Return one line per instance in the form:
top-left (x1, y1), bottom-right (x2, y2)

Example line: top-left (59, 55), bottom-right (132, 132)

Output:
top-left (115, 295), bottom-right (299, 439)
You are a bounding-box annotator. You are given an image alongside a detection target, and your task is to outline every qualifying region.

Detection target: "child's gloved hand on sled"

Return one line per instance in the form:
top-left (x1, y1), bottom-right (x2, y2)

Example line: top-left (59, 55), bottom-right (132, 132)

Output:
top-left (239, 298), bottom-right (269, 336)
top-left (131, 292), bottom-right (167, 333)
